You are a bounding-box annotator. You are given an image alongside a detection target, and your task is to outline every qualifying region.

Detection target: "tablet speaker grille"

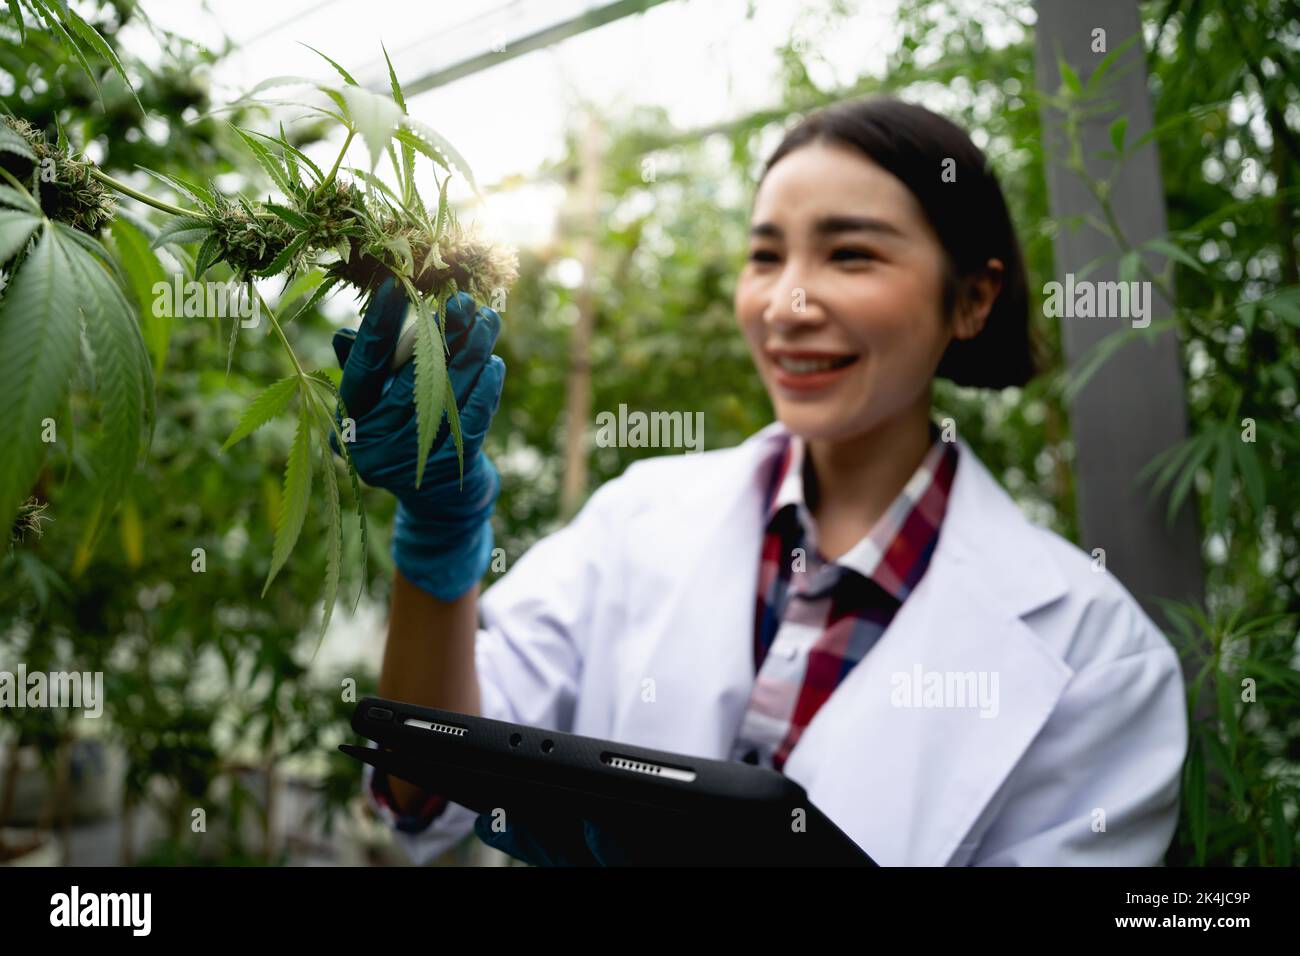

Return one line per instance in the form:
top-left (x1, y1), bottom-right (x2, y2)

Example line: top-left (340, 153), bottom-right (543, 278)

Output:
top-left (602, 753), bottom-right (696, 783)
top-left (402, 718), bottom-right (467, 737)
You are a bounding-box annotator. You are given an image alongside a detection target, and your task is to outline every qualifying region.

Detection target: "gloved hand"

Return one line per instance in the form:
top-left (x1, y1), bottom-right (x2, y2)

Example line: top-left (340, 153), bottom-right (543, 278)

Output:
top-left (330, 276), bottom-right (506, 601)
top-left (474, 811), bottom-right (639, 867)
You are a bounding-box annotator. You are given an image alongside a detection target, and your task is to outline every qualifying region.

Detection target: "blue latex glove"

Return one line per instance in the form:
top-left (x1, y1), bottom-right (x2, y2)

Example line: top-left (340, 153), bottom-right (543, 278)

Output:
top-left (473, 812), bottom-right (637, 867)
top-left (330, 276), bottom-right (506, 601)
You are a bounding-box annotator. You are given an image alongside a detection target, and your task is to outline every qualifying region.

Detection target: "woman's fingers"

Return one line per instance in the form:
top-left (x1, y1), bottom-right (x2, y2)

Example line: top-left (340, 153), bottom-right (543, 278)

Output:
top-left (339, 277), bottom-right (409, 419)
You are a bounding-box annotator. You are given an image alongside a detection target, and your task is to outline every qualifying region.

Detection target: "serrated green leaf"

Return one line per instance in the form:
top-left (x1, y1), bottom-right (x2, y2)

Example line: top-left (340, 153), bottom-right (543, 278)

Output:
top-left (318, 87), bottom-right (350, 123)
top-left (1085, 34), bottom-right (1137, 94)
top-left (285, 274), bottom-right (341, 325)
top-left (432, 172), bottom-right (451, 242)
top-left (7, 0), bottom-right (25, 43)
top-left (150, 216), bottom-right (213, 249)
top-left (342, 85), bottom-right (403, 172)
top-left (300, 43), bottom-right (358, 86)
top-left (281, 139), bottom-right (301, 190)
top-left (396, 118), bottom-right (481, 197)
top-left (316, 424), bottom-right (342, 643)
top-left (309, 366), bottom-right (342, 390)
top-left (382, 233), bottom-right (414, 276)
top-left (277, 269), bottom-right (325, 316)
top-left (1231, 429), bottom-right (1265, 516)
top-left (0, 225), bottom-right (83, 531)
top-left (0, 125), bottom-right (36, 163)
top-left (308, 384), bottom-right (368, 613)
top-left (243, 127), bottom-right (325, 183)
top-left (109, 217), bottom-right (170, 376)
top-left (26, 0), bottom-right (107, 108)
top-left (60, 225), bottom-right (156, 451)
top-left (1203, 731), bottom-right (1245, 805)
top-left (194, 233), bottom-right (221, 278)
top-left (244, 74), bottom-right (318, 97)
top-left (409, 285), bottom-right (447, 489)
top-left (135, 167), bottom-right (214, 208)
top-left (1215, 666), bottom-right (1238, 761)
top-left (444, 373), bottom-right (464, 488)
top-left (262, 393), bottom-right (313, 596)
top-left (345, 447), bottom-right (368, 612)
top-left (1058, 57), bottom-right (1082, 95)
top-left (1118, 248), bottom-right (1140, 285)
top-left (344, 166), bottom-right (420, 220)
top-left (231, 126), bottom-right (295, 198)
top-left (262, 201), bottom-right (310, 229)
top-left (1138, 433), bottom-right (1196, 493)
top-left (382, 42), bottom-right (416, 201)
top-left (382, 42), bottom-right (407, 113)
top-left (1263, 288), bottom-right (1300, 327)
top-left (0, 210), bottom-right (42, 264)
top-left (1165, 432), bottom-right (1213, 525)
top-left (254, 231), bottom-right (310, 278)
top-left (1109, 115), bottom-right (1127, 154)
top-left (1143, 236), bottom-right (1207, 275)
top-left (59, 2), bottom-right (144, 114)
top-left (0, 183), bottom-right (38, 214)
top-left (1209, 428), bottom-right (1233, 529)
top-left (63, 232), bottom-right (148, 551)
top-left (222, 375), bottom-right (299, 451)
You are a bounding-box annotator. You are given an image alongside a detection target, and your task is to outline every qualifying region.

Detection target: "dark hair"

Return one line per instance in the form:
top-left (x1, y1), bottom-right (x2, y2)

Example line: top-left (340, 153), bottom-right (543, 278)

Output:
top-left (759, 96), bottom-right (1034, 389)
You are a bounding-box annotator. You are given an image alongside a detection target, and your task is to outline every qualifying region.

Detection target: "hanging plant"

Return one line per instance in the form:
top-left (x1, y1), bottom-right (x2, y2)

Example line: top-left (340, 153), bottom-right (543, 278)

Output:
top-left (0, 11), bottom-right (518, 640)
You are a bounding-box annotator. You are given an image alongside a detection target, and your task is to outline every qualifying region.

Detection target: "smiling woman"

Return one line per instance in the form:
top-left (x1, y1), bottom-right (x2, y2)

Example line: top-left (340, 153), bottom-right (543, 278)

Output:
top-left (375, 93), bottom-right (1187, 868)
top-left (734, 96), bottom-right (1032, 547)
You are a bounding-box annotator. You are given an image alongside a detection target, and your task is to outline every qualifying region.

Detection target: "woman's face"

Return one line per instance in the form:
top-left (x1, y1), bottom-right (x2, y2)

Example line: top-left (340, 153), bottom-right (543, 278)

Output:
top-left (735, 141), bottom-right (966, 443)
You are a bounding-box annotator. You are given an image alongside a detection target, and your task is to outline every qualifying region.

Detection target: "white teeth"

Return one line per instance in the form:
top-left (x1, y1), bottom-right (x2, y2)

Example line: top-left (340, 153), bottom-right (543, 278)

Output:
top-left (774, 355), bottom-right (853, 374)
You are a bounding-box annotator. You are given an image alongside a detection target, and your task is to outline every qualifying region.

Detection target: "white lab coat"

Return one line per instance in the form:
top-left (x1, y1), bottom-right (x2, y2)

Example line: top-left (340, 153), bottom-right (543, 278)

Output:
top-left (379, 420), bottom-right (1187, 866)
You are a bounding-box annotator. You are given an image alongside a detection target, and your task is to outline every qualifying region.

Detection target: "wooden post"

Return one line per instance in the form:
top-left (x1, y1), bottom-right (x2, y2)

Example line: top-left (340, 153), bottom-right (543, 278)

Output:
top-left (1033, 1), bottom-right (1205, 635)
top-left (560, 111), bottom-right (605, 519)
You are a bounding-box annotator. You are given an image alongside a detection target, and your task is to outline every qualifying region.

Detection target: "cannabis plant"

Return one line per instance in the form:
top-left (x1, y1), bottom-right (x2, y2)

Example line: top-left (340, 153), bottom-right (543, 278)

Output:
top-left (0, 8), bottom-right (518, 639)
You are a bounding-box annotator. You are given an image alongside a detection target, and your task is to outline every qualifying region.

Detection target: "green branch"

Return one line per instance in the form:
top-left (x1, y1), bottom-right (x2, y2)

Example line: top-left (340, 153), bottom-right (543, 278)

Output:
top-left (88, 167), bottom-right (195, 218)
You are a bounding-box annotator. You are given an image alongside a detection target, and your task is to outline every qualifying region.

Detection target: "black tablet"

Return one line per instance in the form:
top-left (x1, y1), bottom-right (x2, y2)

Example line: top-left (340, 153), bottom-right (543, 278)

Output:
top-left (341, 696), bottom-right (876, 867)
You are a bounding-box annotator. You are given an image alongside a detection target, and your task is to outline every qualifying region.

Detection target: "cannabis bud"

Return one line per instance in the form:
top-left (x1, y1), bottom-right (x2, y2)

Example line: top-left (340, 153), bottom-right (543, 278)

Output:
top-left (0, 115), bottom-right (116, 234)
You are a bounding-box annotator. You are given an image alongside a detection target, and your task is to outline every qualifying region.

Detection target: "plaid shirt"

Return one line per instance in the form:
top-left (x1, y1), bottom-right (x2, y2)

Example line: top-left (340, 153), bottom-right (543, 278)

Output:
top-left (731, 424), bottom-right (958, 773)
top-left (369, 424), bottom-right (959, 832)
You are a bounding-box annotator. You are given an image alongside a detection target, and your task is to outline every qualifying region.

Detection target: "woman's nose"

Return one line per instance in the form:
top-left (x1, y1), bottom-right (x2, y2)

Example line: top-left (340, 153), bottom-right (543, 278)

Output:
top-left (763, 264), bottom-right (824, 327)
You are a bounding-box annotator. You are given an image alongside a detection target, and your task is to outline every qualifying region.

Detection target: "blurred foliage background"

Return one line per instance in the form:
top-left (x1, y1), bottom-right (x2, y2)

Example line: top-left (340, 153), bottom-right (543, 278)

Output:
top-left (0, 0), bottom-right (1296, 865)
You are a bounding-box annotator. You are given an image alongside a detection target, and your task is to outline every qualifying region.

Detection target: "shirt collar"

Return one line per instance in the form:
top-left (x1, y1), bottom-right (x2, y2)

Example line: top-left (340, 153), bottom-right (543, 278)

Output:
top-left (762, 422), bottom-right (956, 600)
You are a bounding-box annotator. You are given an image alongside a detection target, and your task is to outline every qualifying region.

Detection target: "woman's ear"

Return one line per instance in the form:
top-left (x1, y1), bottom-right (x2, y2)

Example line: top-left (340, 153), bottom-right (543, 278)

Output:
top-left (952, 258), bottom-right (1005, 341)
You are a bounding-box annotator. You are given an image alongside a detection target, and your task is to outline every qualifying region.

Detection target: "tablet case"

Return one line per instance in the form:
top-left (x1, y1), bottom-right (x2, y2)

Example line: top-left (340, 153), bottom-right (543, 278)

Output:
top-left (342, 696), bottom-right (876, 866)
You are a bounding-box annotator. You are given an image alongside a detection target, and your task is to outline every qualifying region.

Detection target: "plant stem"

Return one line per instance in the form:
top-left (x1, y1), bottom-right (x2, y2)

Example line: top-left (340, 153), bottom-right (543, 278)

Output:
top-left (254, 290), bottom-right (307, 380)
top-left (88, 167), bottom-right (195, 218)
top-left (91, 167), bottom-right (280, 221)
top-left (320, 130), bottom-right (355, 194)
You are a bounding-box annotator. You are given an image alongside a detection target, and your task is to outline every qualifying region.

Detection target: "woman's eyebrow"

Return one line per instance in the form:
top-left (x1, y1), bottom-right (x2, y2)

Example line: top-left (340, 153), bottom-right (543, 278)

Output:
top-left (749, 215), bottom-right (905, 239)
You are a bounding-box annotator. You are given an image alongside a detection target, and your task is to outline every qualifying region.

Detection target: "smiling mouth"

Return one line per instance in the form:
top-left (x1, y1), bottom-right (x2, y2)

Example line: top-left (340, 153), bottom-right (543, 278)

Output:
top-left (771, 354), bottom-right (860, 374)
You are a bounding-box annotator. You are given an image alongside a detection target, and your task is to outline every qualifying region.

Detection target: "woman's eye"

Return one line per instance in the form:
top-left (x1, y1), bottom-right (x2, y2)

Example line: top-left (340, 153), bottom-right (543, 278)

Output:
top-left (748, 249), bottom-right (780, 264)
top-left (832, 247), bottom-right (875, 262)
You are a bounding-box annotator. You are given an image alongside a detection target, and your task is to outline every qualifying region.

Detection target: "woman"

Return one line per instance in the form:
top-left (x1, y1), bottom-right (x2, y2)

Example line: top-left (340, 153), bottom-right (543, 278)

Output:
top-left (332, 96), bottom-right (1187, 866)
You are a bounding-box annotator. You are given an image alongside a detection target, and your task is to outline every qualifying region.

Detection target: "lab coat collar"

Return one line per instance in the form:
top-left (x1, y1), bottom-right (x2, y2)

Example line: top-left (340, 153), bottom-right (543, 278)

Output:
top-left (742, 420), bottom-right (1068, 618)
top-left (619, 420), bottom-right (1074, 864)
